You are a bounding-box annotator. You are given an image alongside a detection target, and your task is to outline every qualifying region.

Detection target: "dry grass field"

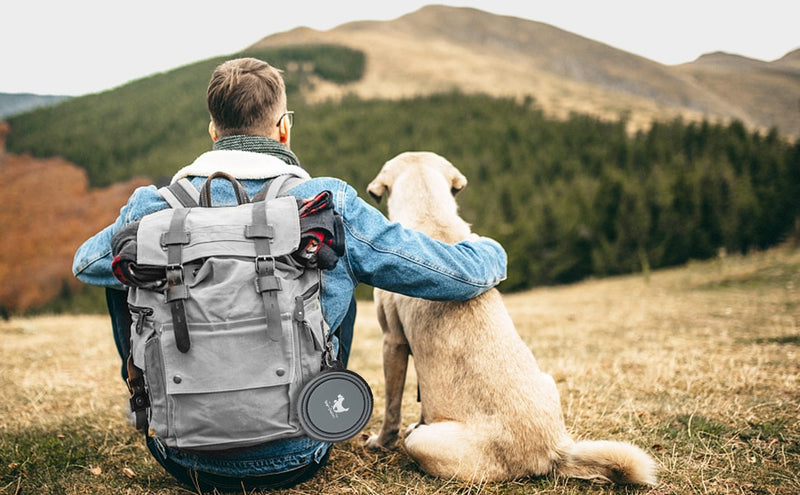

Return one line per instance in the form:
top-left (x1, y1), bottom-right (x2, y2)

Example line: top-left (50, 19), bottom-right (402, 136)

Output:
top-left (1, 244), bottom-right (798, 494)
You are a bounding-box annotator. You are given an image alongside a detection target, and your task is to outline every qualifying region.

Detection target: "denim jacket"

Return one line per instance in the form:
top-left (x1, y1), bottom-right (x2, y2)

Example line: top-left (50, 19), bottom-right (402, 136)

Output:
top-left (72, 145), bottom-right (507, 476)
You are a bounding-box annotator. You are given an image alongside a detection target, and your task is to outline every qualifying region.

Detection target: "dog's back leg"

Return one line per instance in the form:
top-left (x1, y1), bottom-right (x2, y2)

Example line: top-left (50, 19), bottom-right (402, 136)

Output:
top-left (403, 421), bottom-right (507, 482)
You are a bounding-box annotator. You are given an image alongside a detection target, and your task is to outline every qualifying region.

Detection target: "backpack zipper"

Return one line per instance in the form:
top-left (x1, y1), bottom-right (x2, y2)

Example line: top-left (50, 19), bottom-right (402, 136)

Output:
top-left (300, 283), bottom-right (320, 301)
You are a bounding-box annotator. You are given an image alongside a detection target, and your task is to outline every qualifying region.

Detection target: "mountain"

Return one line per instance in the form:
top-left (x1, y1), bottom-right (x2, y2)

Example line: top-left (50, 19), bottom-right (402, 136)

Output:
top-left (775, 48), bottom-right (800, 70)
top-left (675, 50), bottom-right (800, 138)
top-left (251, 5), bottom-right (800, 137)
top-left (0, 93), bottom-right (70, 119)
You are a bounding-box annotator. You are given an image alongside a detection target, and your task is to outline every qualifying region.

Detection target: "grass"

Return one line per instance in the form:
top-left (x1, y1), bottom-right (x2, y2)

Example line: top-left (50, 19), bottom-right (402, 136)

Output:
top-left (1, 244), bottom-right (798, 494)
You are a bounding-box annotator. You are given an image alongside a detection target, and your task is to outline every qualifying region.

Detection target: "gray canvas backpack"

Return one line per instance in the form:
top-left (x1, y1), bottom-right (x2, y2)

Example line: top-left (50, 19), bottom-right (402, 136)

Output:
top-left (110, 172), bottom-right (345, 451)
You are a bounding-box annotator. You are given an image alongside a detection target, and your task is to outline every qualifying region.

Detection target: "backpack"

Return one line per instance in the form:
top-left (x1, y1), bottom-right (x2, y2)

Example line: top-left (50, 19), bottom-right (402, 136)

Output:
top-left (110, 171), bottom-right (345, 451)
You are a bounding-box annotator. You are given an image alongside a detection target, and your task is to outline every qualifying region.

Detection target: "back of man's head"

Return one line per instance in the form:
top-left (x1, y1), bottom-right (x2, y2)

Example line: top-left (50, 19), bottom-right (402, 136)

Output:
top-left (207, 58), bottom-right (287, 137)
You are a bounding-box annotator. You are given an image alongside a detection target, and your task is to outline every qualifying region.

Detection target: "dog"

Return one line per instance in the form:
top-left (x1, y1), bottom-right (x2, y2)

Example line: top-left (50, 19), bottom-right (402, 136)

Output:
top-left (364, 151), bottom-right (657, 485)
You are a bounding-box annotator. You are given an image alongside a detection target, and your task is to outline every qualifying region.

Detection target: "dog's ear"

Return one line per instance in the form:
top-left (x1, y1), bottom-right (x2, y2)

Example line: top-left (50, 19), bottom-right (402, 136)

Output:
top-left (450, 170), bottom-right (468, 196)
top-left (367, 179), bottom-right (387, 203)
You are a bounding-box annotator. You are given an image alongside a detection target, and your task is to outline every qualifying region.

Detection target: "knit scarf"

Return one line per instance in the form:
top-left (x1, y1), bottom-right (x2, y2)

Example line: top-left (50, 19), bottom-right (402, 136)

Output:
top-left (213, 135), bottom-right (302, 167)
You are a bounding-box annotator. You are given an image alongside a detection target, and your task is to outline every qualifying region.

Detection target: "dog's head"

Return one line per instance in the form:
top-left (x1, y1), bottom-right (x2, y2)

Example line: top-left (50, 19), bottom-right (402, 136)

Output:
top-left (367, 152), bottom-right (467, 203)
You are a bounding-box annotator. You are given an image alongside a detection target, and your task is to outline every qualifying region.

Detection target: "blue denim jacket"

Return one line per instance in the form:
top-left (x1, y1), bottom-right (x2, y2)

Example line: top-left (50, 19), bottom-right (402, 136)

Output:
top-left (72, 151), bottom-right (507, 477)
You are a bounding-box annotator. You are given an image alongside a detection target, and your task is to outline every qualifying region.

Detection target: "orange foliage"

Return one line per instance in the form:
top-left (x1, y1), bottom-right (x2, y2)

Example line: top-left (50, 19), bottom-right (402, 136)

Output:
top-left (0, 153), bottom-right (149, 313)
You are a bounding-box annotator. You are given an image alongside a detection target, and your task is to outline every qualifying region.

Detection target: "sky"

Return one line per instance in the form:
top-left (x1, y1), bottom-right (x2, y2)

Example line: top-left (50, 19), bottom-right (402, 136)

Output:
top-left (3, 0), bottom-right (799, 96)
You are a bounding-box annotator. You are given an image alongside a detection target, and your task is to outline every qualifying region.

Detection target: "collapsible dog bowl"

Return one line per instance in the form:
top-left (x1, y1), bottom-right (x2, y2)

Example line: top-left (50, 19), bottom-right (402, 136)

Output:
top-left (297, 369), bottom-right (373, 443)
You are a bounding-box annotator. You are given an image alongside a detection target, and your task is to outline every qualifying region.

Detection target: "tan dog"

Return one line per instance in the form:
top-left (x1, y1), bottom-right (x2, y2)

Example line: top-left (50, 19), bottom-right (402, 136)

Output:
top-left (364, 152), bottom-right (657, 485)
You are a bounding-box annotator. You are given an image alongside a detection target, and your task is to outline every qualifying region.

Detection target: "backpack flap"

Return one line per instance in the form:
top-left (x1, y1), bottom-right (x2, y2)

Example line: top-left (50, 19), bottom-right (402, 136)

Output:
top-left (134, 196), bottom-right (303, 352)
top-left (135, 196), bottom-right (301, 266)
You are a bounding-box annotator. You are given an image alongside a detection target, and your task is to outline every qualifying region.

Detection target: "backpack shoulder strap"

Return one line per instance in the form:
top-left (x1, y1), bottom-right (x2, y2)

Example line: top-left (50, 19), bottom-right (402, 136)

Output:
top-left (161, 174), bottom-right (304, 206)
top-left (252, 174), bottom-right (306, 202)
top-left (158, 178), bottom-right (200, 208)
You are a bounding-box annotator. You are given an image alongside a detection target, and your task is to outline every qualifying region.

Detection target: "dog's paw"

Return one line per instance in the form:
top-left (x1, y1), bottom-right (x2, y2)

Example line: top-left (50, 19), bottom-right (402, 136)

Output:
top-left (365, 433), bottom-right (397, 450)
top-left (364, 434), bottom-right (384, 450)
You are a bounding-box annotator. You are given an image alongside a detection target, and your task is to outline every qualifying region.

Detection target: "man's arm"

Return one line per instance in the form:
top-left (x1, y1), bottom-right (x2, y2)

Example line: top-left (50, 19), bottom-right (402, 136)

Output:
top-left (335, 182), bottom-right (507, 301)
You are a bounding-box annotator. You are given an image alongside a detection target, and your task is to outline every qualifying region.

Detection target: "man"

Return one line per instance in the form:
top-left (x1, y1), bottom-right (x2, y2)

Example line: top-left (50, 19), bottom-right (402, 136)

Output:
top-left (73, 57), bottom-right (507, 491)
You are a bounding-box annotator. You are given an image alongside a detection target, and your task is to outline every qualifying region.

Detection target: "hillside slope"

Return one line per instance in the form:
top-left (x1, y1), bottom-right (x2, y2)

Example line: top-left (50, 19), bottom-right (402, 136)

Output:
top-left (0, 152), bottom-right (147, 314)
top-left (252, 5), bottom-right (800, 137)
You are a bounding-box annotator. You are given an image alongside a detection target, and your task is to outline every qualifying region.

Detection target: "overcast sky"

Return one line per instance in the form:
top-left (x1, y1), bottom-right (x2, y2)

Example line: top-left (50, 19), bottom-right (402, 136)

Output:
top-left (3, 0), bottom-right (798, 96)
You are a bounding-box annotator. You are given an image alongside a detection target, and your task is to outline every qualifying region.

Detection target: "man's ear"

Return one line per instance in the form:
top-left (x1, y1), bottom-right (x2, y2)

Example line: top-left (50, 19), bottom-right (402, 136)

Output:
top-left (450, 170), bottom-right (467, 196)
top-left (278, 116), bottom-right (290, 145)
top-left (208, 121), bottom-right (219, 142)
top-left (366, 179), bottom-right (387, 203)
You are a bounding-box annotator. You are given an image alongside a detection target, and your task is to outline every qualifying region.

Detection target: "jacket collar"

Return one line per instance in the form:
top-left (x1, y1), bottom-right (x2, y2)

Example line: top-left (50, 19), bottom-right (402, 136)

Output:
top-left (171, 149), bottom-right (310, 184)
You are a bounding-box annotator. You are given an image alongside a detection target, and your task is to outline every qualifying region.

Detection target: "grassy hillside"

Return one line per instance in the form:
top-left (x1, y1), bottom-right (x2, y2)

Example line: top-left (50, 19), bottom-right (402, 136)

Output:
top-left (1, 244), bottom-right (797, 493)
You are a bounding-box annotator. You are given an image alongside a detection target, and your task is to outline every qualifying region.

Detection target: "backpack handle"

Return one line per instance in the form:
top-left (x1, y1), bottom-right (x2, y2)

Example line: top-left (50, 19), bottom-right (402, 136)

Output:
top-left (199, 171), bottom-right (250, 207)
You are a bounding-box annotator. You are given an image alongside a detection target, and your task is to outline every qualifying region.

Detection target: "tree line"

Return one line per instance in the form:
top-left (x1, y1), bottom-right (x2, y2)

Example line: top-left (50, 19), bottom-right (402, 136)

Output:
top-left (294, 94), bottom-right (799, 290)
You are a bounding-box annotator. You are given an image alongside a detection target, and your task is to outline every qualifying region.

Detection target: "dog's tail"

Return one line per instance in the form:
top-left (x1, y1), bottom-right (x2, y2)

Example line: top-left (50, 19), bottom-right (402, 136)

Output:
top-left (555, 439), bottom-right (658, 485)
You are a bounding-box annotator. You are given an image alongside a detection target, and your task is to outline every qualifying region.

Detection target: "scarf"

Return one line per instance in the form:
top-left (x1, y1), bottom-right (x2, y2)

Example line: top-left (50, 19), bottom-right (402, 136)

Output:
top-left (213, 135), bottom-right (301, 166)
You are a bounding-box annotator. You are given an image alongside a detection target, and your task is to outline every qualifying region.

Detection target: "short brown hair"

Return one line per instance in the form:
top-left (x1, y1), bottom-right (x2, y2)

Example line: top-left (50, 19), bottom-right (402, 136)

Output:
top-left (206, 58), bottom-right (286, 137)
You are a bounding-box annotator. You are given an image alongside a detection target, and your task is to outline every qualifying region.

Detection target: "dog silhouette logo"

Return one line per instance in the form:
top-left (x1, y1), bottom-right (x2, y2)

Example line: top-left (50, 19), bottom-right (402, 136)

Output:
top-left (325, 394), bottom-right (350, 418)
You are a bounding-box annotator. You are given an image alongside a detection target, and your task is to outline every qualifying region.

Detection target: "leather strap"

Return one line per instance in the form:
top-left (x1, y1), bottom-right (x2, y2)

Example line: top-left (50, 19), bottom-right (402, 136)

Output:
top-left (126, 356), bottom-right (150, 432)
top-left (247, 182), bottom-right (283, 341)
top-left (164, 208), bottom-right (191, 352)
top-left (199, 171), bottom-right (250, 207)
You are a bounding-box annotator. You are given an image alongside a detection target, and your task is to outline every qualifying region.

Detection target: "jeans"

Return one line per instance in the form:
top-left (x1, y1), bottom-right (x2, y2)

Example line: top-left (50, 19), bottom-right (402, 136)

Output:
top-left (146, 435), bottom-right (331, 492)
